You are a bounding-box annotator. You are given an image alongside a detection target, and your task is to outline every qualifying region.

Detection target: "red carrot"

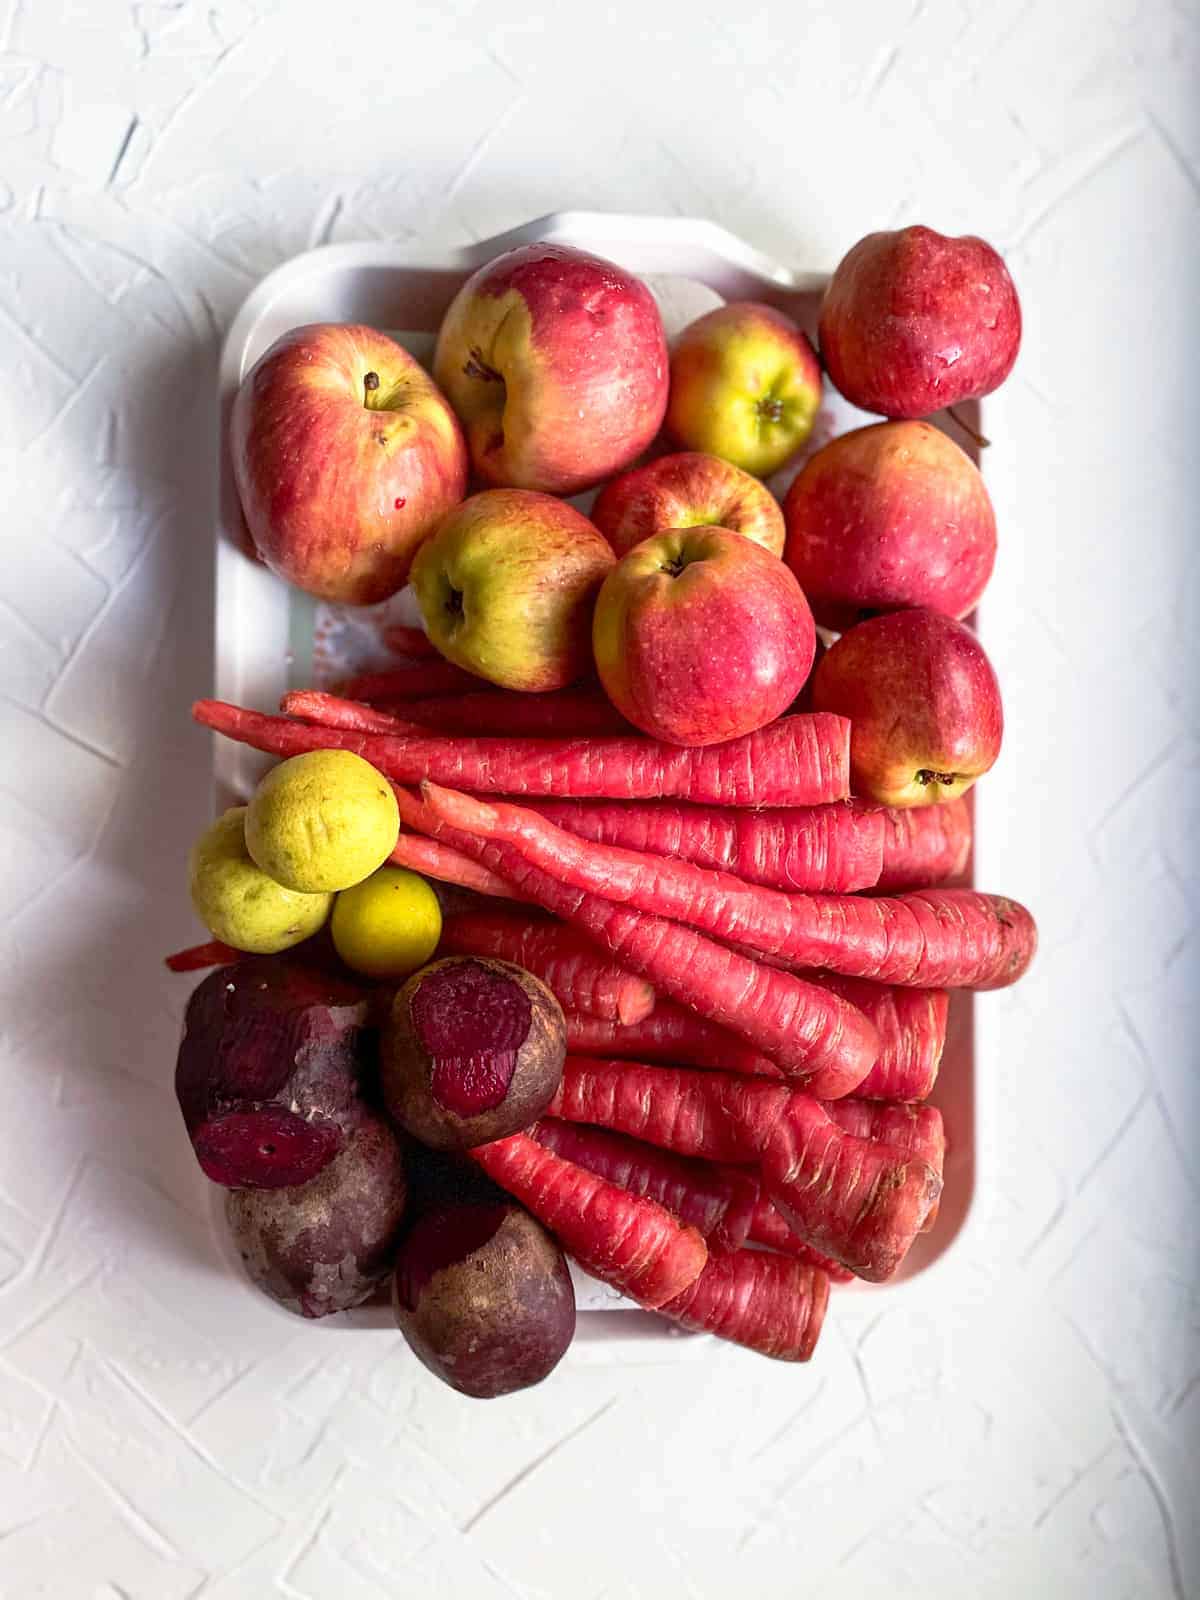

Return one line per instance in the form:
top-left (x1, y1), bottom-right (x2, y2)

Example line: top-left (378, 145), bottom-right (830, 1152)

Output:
top-left (823, 1098), bottom-right (946, 1232)
top-left (563, 1006), bottom-right (782, 1078)
top-left (658, 1247), bottom-right (829, 1361)
top-left (531, 1120), bottom-right (758, 1250)
top-left (440, 910), bottom-right (655, 1024)
top-left (408, 786), bottom-right (878, 1094)
top-left (385, 690), bottom-right (634, 738)
top-left (164, 939), bottom-right (240, 973)
top-left (282, 690), bottom-right (422, 735)
top-left (545, 1060), bottom-right (940, 1279)
top-left (780, 887), bottom-right (1036, 990)
top-left (519, 797), bottom-right (884, 893)
top-left (872, 796), bottom-right (973, 891)
top-left (471, 1132), bottom-right (707, 1308)
top-left (380, 623), bottom-right (438, 658)
top-left (813, 977), bottom-right (948, 1101)
top-left (564, 980), bottom-right (946, 1101)
top-left (418, 783), bottom-right (1034, 991)
top-left (388, 834), bottom-right (522, 900)
top-left (337, 661), bottom-right (478, 700)
top-left (823, 1098), bottom-right (946, 1173)
top-left (745, 1195), bottom-right (855, 1282)
top-left (762, 1095), bottom-right (941, 1281)
top-left (545, 1059), bottom-right (792, 1163)
top-left (192, 700), bottom-right (851, 805)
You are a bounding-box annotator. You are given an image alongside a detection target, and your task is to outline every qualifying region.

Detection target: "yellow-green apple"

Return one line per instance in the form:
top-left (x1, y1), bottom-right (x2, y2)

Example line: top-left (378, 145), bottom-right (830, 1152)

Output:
top-left (411, 490), bottom-right (615, 692)
top-left (819, 226), bottom-right (1021, 418)
top-left (432, 244), bottom-right (668, 495)
top-left (591, 451), bottom-right (785, 558)
top-left (665, 303), bottom-right (822, 477)
top-left (231, 323), bottom-right (468, 605)
top-left (811, 609), bottom-right (1002, 806)
top-left (593, 526), bottom-right (815, 746)
top-left (783, 421), bottom-right (996, 629)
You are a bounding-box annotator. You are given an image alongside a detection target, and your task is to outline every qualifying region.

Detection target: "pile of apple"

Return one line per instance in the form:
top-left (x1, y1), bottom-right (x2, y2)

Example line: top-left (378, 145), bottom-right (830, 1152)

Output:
top-left (231, 228), bottom-right (1015, 795)
top-left (173, 224), bottom-right (1032, 1394)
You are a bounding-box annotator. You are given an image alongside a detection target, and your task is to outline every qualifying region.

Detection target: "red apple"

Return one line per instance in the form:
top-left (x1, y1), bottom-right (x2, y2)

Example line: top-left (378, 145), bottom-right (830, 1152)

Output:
top-left (591, 451), bottom-right (785, 558)
top-left (592, 526), bottom-right (815, 747)
top-left (810, 610), bottom-right (1002, 806)
top-left (783, 421), bottom-right (996, 629)
top-left (665, 303), bottom-right (822, 477)
top-left (433, 244), bottom-right (668, 495)
top-left (411, 490), bottom-right (615, 693)
top-left (231, 323), bottom-right (468, 605)
top-left (818, 226), bottom-right (1021, 419)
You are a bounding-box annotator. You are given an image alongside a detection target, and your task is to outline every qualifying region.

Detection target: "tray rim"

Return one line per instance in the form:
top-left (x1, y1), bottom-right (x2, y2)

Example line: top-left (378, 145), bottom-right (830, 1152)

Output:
top-left (211, 209), bottom-right (992, 1335)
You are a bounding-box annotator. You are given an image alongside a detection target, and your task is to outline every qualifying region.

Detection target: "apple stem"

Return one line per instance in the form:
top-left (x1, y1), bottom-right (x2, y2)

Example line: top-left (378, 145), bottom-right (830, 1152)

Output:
top-left (946, 406), bottom-right (991, 451)
top-left (363, 371), bottom-right (381, 407)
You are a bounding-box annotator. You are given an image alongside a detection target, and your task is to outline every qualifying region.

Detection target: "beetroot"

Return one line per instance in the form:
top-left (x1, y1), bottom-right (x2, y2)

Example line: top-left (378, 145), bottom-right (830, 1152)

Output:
top-left (175, 958), bottom-right (368, 1188)
top-left (393, 1199), bottom-right (575, 1397)
top-left (225, 1112), bottom-right (407, 1317)
top-left (381, 957), bottom-right (566, 1149)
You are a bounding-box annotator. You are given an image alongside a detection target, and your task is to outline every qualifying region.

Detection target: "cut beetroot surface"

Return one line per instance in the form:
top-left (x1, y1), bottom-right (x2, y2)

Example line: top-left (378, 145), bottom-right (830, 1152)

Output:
top-left (412, 959), bottom-right (533, 1116)
top-left (192, 1107), bottom-right (342, 1189)
top-left (381, 957), bottom-right (566, 1150)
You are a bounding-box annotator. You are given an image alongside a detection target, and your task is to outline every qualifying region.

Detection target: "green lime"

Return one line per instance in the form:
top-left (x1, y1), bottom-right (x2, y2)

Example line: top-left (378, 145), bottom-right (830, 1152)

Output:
top-left (331, 866), bottom-right (443, 979)
top-left (244, 750), bottom-right (400, 893)
top-left (188, 807), bottom-right (332, 954)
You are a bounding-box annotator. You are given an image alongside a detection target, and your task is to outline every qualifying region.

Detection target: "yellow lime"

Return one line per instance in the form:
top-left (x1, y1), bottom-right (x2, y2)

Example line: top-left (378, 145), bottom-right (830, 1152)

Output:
top-left (188, 807), bottom-right (332, 954)
top-left (331, 866), bottom-right (443, 979)
top-left (244, 750), bottom-right (400, 893)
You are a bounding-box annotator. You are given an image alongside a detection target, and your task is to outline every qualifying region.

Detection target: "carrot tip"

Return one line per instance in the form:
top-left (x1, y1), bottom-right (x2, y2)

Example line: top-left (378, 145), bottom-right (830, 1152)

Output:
top-left (421, 781), bottom-right (497, 833)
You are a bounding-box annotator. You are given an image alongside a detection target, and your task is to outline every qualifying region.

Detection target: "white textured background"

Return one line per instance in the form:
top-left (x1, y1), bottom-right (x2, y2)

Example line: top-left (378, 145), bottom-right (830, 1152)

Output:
top-left (1, 2), bottom-right (1198, 1597)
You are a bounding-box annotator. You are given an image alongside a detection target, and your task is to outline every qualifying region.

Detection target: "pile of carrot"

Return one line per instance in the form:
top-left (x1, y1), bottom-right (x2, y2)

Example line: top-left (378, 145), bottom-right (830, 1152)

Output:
top-left (191, 662), bottom-right (1036, 1363)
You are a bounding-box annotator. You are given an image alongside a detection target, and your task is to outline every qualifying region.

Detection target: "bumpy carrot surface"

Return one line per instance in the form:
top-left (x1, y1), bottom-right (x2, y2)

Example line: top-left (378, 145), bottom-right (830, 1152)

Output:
top-left (762, 1096), bottom-right (941, 1281)
top-left (545, 1059), bottom-right (792, 1163)
top-left (563, 1005), bottom-right (783, 1078)
top-left (384, 689), bottom-right (633, 738)
top-left (565, 978), bottom-right (946, 1100)
top-left (388, 834), bottom-right (521, 900)
top-left (282, 690), bottom-right (421, 735)
top-left (814, 977), bottom-right (949, 1101)
top-left (440, 910), bottom-right (655, 1024)
top-left (744, 1195), bottom-right (855, 1282)
top-left (410, 785), bottom-right (878, 1094)
top-left (419, 784), bottom-right (1034, 990)
top-left (193, 700), bottom-right (851, 805)
top-left (659, 1247), bottom-right (830, 1360)
top-left (823, 1098), bottom-right (946, 1231)
top-left (531, 1119), bottom-right (758, 1249)
top-left (518, 797), bottom-right (884, 892)
top-left (471, 1132), bottom-right (707, 1308)
top-left (872, 796), bottom-right (973, 891)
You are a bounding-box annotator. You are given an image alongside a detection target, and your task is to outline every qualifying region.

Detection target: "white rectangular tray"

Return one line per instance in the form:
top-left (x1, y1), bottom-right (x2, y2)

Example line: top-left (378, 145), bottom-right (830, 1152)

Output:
top-left (211, 211), bottom-right (982, 1343)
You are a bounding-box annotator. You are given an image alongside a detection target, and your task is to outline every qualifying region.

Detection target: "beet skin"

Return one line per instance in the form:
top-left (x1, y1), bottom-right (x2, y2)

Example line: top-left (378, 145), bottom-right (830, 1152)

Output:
top-left (393, 1199), bottom-right (575, 1396)
top-left (381, 957), bottom-right (566, 1149)
top-left (226, 1111), bottom-right (408, 1316)
top-left (175, 957), bottom-right (369, 1188)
